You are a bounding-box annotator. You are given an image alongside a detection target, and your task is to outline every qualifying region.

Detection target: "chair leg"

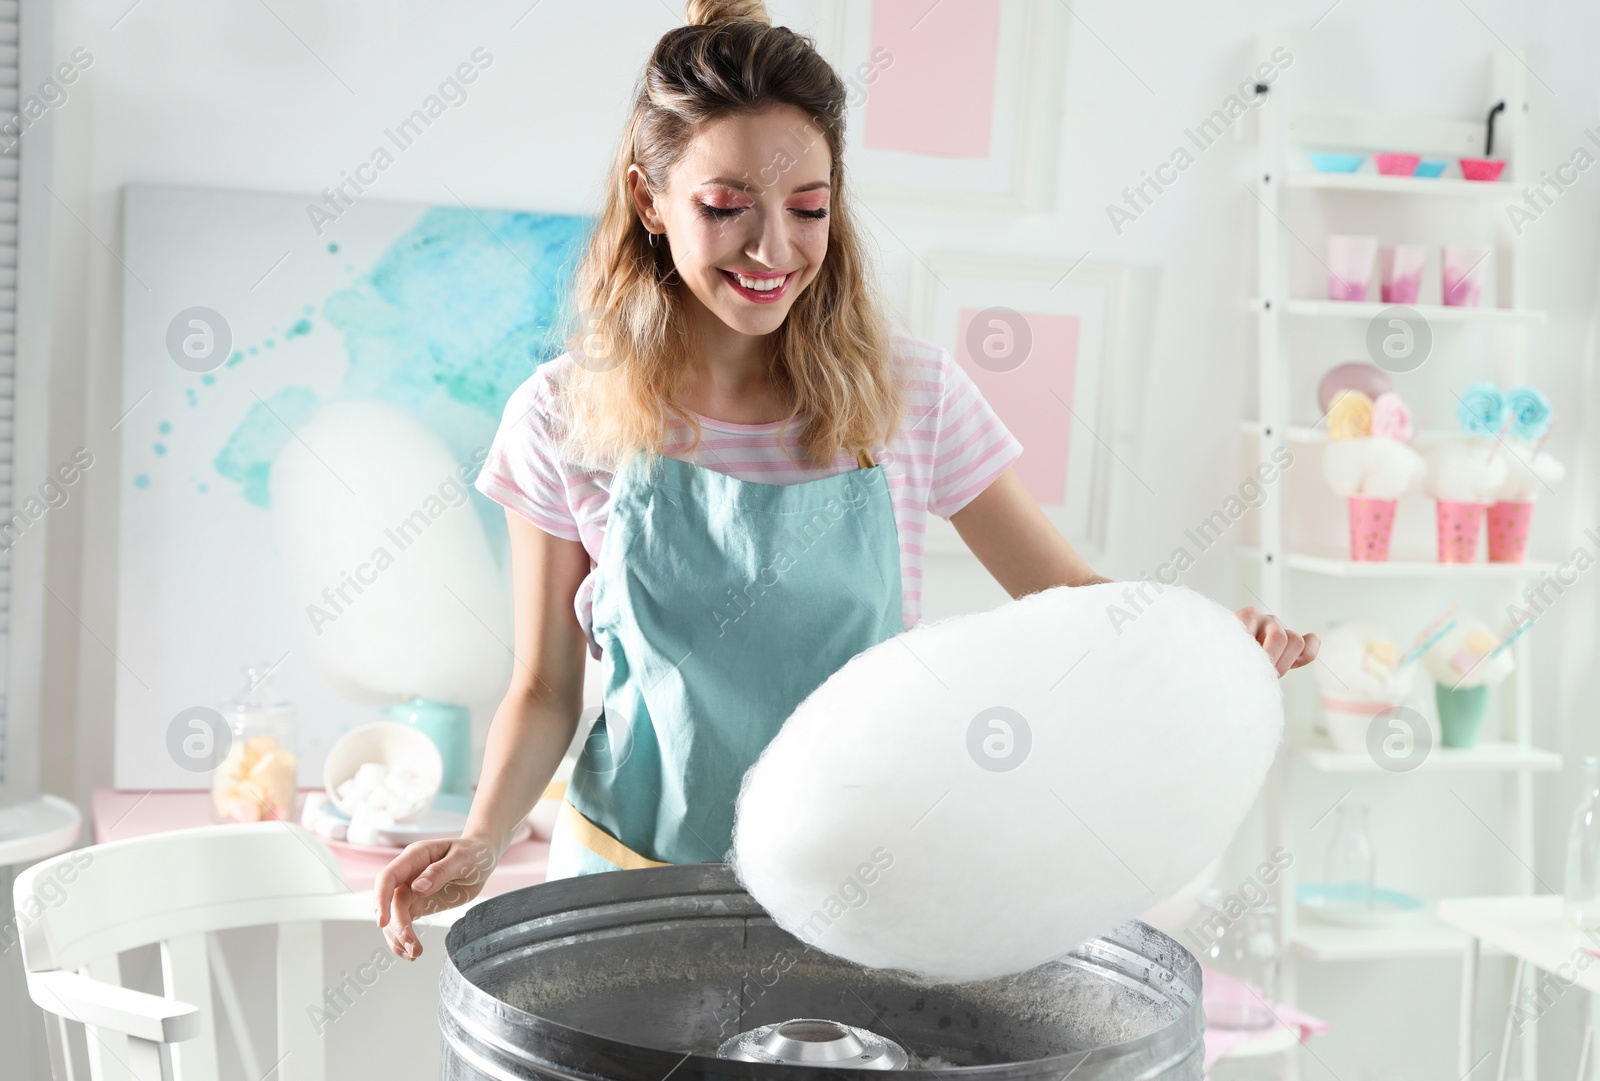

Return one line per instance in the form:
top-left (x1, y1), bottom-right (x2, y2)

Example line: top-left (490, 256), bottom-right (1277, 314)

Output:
top-left (44, 1010), bottom-right (76, 1081)
top-left (1496, 958), bottom-right (1525, 1081)
top-left (124, 1037), bottom-right (167, 1081)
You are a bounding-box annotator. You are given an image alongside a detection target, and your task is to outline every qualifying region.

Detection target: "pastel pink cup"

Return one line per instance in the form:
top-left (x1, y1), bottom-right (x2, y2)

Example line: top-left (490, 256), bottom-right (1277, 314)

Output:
top-left (1436, 500), bottom-right (1487, 563)
top-left (1327, 235), bottom-right (1377, 301)
top-left (1442, 246), bottom-right (1490, 307)
top-left (1374, 153), bottom-right (1422, 176)
top-left (1380, 244), bottom-right (1427, 304)
top-left (1487, 500), bottom-right (1534, 562)
top-left (1348, 496), bottom-right (1398, 561)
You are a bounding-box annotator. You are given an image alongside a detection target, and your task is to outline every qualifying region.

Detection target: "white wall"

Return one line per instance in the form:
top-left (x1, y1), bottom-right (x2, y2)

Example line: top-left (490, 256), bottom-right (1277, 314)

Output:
top-left (34, 1), bottom-right (1600, 1078)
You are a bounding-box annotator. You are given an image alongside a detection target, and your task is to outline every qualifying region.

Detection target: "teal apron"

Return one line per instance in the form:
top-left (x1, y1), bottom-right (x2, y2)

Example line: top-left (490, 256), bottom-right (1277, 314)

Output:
top-left (546, 446), bottom-right (902, 878)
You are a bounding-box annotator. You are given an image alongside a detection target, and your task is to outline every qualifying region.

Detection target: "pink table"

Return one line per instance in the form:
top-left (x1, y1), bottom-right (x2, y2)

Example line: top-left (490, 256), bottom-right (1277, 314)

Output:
top-left (92, 787), bottom-right (551, 895)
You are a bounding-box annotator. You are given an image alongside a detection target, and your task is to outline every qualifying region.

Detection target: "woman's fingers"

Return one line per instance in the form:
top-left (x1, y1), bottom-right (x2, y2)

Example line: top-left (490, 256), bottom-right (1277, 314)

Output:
top-left (1290, 631), bottom-right (1321, 669)
top-left (1234, 606), bottom-right (1319, 677)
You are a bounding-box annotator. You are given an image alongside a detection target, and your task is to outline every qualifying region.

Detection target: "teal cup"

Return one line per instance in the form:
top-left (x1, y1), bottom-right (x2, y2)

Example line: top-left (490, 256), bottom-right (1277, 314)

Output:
top-left (1435, 684), bottom-right (1493, 748)
top-left (383, 696), bottom-right (473, 795)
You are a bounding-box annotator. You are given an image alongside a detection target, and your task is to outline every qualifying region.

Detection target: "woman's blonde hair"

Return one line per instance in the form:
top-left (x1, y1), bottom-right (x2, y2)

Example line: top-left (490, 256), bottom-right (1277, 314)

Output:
top-left (554, 0), bottom-right (903, 469)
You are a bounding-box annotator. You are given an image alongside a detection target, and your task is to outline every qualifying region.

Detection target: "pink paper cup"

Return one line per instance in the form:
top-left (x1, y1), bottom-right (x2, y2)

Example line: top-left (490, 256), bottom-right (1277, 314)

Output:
top-left (1436, 500), bottom-right (1487, 563)
top-left (1487, 500), bottom-right (1534, 563)
top-left (1348, 496), bottom-right (1397, 562)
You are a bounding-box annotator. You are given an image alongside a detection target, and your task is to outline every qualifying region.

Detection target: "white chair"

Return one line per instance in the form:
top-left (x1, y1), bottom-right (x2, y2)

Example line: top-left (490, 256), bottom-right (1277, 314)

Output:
top-left (13, 821), bottom-right (386, 1081)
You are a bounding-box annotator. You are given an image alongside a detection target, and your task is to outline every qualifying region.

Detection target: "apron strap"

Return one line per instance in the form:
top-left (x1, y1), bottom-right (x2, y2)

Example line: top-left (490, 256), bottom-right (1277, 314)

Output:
top-left (559, 799), bottom-right (670, 870)
top-left (856, 447), bottom-right (876, 469)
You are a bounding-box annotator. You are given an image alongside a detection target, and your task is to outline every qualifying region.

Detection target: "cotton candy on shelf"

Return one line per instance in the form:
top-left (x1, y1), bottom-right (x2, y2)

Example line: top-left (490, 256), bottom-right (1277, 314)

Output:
top-left (1321, 436), bottom-right (1426, 499)
top-left (1313, 622), bottom-right (1415, 702)
top-left (1424, 440), bottom-right (1510, 504)
top-left (1493, 438), bottom-right (1565, 501)
top-left (730, 582), bottom-right (1284, 985)
top-left (1424, 614), bottom-right (1514, 690)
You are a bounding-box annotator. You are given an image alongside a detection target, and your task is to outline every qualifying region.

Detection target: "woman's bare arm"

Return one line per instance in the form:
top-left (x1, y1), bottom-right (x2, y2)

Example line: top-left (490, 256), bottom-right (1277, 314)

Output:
top-left (461, 509), bottom-right (592, 854)
top-left (949, 467), bottom-right (1317, 675)
top-left (375, 508), bottom-right (590, 959)
top-left (949, 468), bottom-right (1109, 595)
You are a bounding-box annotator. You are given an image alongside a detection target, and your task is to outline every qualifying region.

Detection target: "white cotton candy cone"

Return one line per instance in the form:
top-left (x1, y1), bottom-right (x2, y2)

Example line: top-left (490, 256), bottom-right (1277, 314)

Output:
top-left (1321, 437), bottom-right (1426, 499)
top-left (269, 400), bottom-right (510, 706)
top-left (730, 581), bottom-right (1284, 984)
top-left (1495, 439), bottom-right (1565, 501)
top-left (1425, 441), bottom-right (1509, 503)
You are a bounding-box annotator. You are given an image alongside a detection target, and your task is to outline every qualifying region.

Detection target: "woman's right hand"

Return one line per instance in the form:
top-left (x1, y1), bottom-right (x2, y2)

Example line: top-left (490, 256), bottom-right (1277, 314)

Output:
top-left (374, 835), bottom-right (499, 960)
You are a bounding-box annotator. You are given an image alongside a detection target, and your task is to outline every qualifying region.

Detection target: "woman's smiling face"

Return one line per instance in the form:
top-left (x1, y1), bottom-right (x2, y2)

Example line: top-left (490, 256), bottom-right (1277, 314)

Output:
top-left (629, 104), bottom-right (833, 338)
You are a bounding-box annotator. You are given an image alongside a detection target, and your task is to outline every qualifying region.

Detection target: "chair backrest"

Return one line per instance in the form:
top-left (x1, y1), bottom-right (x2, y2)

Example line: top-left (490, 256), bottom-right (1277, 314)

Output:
top-left (14, 821), bottom-right (368, 1081)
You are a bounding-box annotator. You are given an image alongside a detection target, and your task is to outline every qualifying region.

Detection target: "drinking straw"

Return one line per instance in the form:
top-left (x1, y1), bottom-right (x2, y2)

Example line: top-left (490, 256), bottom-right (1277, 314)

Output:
top-left (1397, 607), bottom-right (1460, 669)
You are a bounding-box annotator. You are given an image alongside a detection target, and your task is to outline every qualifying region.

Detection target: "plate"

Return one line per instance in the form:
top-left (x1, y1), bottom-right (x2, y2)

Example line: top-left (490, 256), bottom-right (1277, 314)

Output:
top-left (314, 792), bottom-right (535, 853)
top-left (1296, 883), bottom-right (1424, 927)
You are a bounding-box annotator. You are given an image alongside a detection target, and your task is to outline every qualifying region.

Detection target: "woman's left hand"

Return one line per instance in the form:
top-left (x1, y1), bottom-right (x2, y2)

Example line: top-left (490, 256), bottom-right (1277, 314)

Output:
top-left (1235, 606), bottom-right (1320, 677)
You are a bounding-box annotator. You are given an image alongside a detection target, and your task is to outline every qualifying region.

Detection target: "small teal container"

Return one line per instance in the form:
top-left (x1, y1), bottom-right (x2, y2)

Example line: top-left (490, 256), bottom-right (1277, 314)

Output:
top-left (1414, 159), bottom-right (1448, 178)
top-left (383, 696), bottom-right (473, 796)
top-left (1310, 151), bottom-right (1365, 173)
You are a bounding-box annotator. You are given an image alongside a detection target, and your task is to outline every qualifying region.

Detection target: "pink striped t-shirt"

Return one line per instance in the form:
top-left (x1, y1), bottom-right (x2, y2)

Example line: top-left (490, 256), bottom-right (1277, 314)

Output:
top-left (474, 332), bottom-right (1023, 657)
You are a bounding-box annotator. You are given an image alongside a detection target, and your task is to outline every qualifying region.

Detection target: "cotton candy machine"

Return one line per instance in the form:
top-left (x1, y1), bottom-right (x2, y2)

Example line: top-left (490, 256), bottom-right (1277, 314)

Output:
top-left (439, 863), bottom-right (1203, 1080)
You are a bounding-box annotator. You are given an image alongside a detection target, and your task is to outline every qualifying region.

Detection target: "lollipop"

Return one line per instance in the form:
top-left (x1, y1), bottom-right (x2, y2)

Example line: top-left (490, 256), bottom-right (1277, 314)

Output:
top-left (1327, 389), bottom-right (1374, 441)
top-left (1504, 385), bottom-right (1552, 442)
top-left (1455, 382), bottom-right (1506, 438)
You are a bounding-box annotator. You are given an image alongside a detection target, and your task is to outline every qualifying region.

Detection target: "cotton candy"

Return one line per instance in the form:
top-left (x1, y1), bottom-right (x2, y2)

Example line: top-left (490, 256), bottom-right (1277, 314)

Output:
top-left (1424, 440), bottom-right (1509, 503)
top-left (1493, 438), bottom-right (1565, 501)
top-left (1321, 436), bottom-right (1426, 499)
top-left (730, 581), bottom-right (1284, 984)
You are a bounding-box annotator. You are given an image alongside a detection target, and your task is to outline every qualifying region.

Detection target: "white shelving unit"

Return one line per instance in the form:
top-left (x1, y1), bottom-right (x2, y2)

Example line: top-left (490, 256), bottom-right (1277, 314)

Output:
top-left (1246, 32), bottom-right (1559, 1079)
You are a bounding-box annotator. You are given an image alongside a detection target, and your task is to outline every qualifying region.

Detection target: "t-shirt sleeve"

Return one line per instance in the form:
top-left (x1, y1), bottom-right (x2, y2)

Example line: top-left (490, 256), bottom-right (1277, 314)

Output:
top-left (473, 366), bottom-right (582, 541)
top-left (926, 342), bottom-right (1024, 519)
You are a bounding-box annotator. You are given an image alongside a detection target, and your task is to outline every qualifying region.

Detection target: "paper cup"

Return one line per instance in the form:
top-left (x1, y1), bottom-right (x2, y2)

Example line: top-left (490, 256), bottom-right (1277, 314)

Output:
top-left (1487, 500), bottom-right (1534, 563)
top-left (1348, 496), bottom-right (1397, 561)
top-left (1320, 692), bottom-right (1405, 753)
top-left (1435, 500), bottom-right (1486, 563)
top-left (1328, 235), bottom-right (1378, 301)
top-left (1380, 245), bottom-right (1427, 304)
top-left (1442, 246), bottom-right (1491, 307)
top-left (1435, 683), bottom-right (1493, 748)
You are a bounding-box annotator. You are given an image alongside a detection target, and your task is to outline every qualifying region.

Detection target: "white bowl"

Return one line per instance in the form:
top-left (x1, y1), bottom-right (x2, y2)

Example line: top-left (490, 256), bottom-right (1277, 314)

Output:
top-left (323, 721), bottom-right (443, 824)
top-left (1319, 693), bottom-right (1405, 754)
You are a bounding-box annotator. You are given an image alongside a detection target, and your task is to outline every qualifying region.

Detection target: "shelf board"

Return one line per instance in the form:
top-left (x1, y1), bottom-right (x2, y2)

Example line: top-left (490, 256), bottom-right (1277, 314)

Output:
top-left (1292, 907), bottom-right (1484, 961)
top-left (1240, 547), bottom-right (1559, 579)
top-left (1256, 298), bottom-right (1547, 324)
top-left (1283, 172), bottom-right (1520, 199)
top-left (1238, 421), bottom-right (1456, 445)
top-left (1295, 739), bottom-right (1562, 774)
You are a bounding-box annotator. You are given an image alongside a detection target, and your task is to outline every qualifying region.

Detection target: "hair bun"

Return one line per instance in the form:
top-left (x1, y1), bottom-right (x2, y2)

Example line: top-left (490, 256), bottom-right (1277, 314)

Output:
top-left (684, 0), bottom-right (770, 27)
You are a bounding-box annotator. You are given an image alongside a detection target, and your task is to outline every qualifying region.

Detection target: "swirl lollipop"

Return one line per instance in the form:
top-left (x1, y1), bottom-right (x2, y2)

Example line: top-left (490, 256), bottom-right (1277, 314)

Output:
top-left (1504, 385), bottom-right (1552, 442)
top-left (1455, 382), bottom-right (1505, 438)
top-left (1370, 391), bottom-right (1414, 442)
top-left (1327, 389), bottom-right (1374, 441)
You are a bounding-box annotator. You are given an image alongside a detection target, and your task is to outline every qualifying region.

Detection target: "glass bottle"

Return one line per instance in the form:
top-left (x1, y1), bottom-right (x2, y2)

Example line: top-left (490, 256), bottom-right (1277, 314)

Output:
top-left (1564, 756), bottom-right (1600, 929)
top-left (1325, 803), bottom-right (1377, 909)
top-left (1197, 896), bottom-right (1280, 1030)
top-left (210, 663), bottom-right (298, 822)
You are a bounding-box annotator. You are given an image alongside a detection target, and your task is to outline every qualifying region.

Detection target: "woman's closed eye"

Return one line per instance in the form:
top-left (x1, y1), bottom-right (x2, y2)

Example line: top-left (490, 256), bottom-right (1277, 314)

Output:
top-left (697, 204), bottom-right (828, 221)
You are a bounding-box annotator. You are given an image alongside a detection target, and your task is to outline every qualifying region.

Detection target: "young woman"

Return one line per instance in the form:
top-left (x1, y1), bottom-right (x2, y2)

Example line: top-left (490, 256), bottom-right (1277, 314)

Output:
top-left (375, 0), bottom-right (1318, 961)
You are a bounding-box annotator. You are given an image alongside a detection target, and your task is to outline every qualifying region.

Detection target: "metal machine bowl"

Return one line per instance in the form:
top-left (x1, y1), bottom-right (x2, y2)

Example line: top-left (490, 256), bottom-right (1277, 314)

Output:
top-left (440, 863), bottom-right (1203, 1080)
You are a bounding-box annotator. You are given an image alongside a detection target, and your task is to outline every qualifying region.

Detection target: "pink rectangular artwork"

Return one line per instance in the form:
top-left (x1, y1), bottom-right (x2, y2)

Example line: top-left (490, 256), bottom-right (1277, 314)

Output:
top-left (955, 308), bottom-right (1079, 505)
top-left (864, 0), bottom-right (1001, 158)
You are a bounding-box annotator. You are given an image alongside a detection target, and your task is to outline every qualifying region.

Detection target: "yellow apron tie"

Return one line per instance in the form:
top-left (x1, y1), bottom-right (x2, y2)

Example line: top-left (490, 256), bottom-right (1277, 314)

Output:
top-left (557, 799), bottom-right (668, 870)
